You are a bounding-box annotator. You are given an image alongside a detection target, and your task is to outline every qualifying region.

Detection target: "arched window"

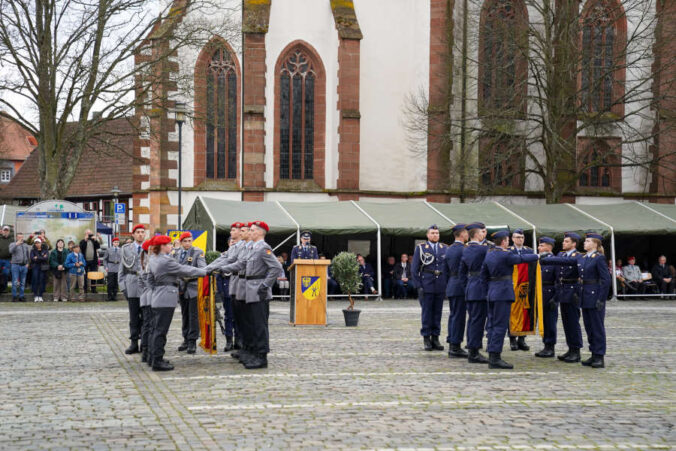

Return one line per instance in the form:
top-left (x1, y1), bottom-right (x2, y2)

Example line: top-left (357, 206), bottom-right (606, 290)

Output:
top-left (580, 0), bottom-right (626, 114)
top-left (579, 141), bottom-right (614, 188)
top-left (274, 42), bottom-right (326, 187)
top-left (478, 0), bottom-right (528, 116)
top-left (193, 39), bottom-right (240, 185)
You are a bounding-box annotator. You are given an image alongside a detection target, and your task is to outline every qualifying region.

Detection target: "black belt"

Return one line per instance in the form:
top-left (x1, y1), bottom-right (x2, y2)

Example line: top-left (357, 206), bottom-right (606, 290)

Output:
top-left (489, 275), bottom-right (511, 282)
top-left (245, 275), bottom-right (266, 280)
top-left (469, 271), bottom-right (480, 277)
top-left (423, 269), bottom-right (442, 276)
top-left (232, 272), bottom-right (239, 276)
top-left (560, 278), bottom-right (579, 284)
top-left (583, 279), bottom-right (599, 285)
top-left (542, 281), bottom-right (555, 286)
top-left (449, 272), bottom-right (458, 277)
top-left (155, 282), bottom-right (178, 287)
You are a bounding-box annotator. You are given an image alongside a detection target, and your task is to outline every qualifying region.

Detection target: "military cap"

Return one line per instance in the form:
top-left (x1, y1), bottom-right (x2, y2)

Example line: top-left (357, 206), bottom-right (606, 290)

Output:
top-left (240, 222), bottom-right (249, 229)
top-left (112, 237), bottom-right (120, 243)
top-left (153, 235), bottom-right (172, 246)
top-left (428, 224), bottom-right (439, 230)
top-left (141, 239), bottom-right (152, 252)
top-left (491, 230), bottom-right (510, 240)
top-left (252, 220), bottom-right (269, 232)
top-left (179, 231), bottom-right (192, 242)
top-left (300, 230), bottom-right (312, 238)
top-left (451, 223), bottom-right (467, 233)
top-left (564, 231), bottom-right (581, 241)
top-left (539, 236), bottom-right (555, 246)
top-left (466, 222), bottom-right (485, 231)
top-left (132, 224), bottom-right (146, 233)
top-left (230, 222), bottom-right (242, 229)
top-left (512, 228), bottom-right (525, 235)
top-left (246, 222), bottom-right (254, 228)
top-left (586, 232), bottom-right (603, 240)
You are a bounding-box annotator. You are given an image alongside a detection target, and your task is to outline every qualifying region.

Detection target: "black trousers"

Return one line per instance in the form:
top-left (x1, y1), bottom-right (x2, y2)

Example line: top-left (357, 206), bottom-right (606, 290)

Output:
top-left (234, 299), bottom-right (249, 349)
top-left (107, 272), bottom-right (118, 301)
top-left (126, 297), bottom-right (142, 341)
top-left (247, 300), bottom-right (270, 355)
top-left (151, 307), bottom-right (175, 363)
top-left (179, 296), bottom-right (199, 342)
top-left (141, 306), bottom-right (154, 350)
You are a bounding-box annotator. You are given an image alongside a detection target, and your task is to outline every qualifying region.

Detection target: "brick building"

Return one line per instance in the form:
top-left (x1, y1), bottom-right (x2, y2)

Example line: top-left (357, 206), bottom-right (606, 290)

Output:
top-left (134, 0), bottom-right (676, 231)
top-left (0, 113), bottom-right (36, 186)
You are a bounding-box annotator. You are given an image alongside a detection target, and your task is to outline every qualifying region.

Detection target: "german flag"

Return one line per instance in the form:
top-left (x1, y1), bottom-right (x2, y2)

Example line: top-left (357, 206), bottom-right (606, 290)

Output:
top-left (510, 261), bottom-right (544, 336)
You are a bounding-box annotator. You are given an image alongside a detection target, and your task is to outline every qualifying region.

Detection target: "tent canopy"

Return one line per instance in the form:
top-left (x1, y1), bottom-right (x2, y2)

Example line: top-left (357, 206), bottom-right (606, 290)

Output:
top-left (508, 204), bottom-right (609, 238)
top-left (431, 202), bottom-right (533, 232)
top-left (356, 201), bottom-right (453, 236)
top-left (574, 203), bottom-right (676, 235)
top-left (280, 201), bottom-right (375, 235)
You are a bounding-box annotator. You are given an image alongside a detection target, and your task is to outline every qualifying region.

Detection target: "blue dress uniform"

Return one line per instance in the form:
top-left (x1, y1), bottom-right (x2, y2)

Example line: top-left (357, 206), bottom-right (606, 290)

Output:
top-left (540, 232), bottom-right (585, 363)
top-left (458, 222), bottom-right (490, 362)
top-left (444, 224), bottom-right (468, 357)
top-left (411, 228), bottom-right (448, 351)
top-left (507, 241), bottom-right (535, 351)
top-left (481, 232), bottom-right (540, 369)
top-left (534, 237), bottom-right (558, 358)
top-left (289, 231), bottom-right (319, 264)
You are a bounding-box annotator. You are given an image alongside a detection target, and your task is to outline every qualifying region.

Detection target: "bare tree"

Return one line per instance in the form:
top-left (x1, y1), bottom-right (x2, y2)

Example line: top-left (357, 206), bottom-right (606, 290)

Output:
top-left (0, 0), bottom-right (238, 199)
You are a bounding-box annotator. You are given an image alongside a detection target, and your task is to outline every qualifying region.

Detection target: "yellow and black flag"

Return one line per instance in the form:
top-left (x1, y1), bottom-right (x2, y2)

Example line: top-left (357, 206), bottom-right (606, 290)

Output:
top-left (510, 261), bottom-right (544, 337)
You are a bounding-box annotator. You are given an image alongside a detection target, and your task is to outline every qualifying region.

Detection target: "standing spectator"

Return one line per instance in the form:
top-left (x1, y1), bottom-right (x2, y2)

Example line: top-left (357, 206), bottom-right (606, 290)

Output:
top-left (30, 239), bottom-right (50, 302)
top-left (66, 240), bottom-right (76, 292)
top-left (622, 257), bottom-right (645, 294)
top-left (27, 229), bottom-right (51, 250)
top-left (393, 253), bottom-right (414, 299)
top-left (49, 239), bottom-right (69, 301)
top-left (0, 225), bottom-right (13, 294)
top-left (9, 232), bottom-right (30, 302)
top-left (651, 255), bottom-right (674, 295)
top-left (65, 244), bottom-right (86, 301)
top-left (382, 256), bottom-right (396, 299)
top-left (79, 230), bottom-right (102, 294)
top-left (357, 254), bottom-right (377, 294)
top-left (103, 238), bottom-right (122, 301)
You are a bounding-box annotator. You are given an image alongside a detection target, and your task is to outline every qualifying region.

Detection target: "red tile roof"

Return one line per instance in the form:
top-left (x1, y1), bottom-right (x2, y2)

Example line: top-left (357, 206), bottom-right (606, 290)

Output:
top-left (0, 114), bottom-right (37, 161)
top-left (0, 118), bottom-right (135, 200)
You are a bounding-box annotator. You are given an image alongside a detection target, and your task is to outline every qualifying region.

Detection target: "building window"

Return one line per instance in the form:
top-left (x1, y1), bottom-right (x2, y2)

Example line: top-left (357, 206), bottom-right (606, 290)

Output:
top-left (580, 0), bottom-right (626, 114)
top-left (479, 0), bottom-right (528, 116)
top-left (206, 47), bottom-right (237, 179)
top-left (579, 140), bottom-right (615, 188)
top-left (0, 169), bottom-right (11, 183)
top-left (479, 136), bottom-right (525, 189)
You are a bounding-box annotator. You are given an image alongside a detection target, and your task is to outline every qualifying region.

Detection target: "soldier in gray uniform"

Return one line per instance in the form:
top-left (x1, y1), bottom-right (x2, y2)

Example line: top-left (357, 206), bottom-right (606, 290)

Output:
top-left (102, 237), bottom-right (121, 301)
top-left (139, 239), bottom-right (154, 365)
top-left (148, 235), bottom-right (207, 371)
top-left (217, 220), bottom-right (283, 369)
top-left (174, 231), bottom-right (207, 354)
top-left (119, 224), bottom-right (147, 354)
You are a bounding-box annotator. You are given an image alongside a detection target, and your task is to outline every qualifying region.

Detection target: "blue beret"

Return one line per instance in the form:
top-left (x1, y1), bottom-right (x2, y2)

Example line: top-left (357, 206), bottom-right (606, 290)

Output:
top-left (564, 232), bottom-right (581, 241)
top-left (586, 232), bottom-right (604, 240)
top-left (512, 228), bottom-right (524, 235)
top-left (451, 223), bottom-right (467, 233)
top-left (539, 236), bottom-right (555, 246)
top-left (491, 230), bottom-right (510, 240)
top-left (428, 224), bottom-right (439, 230)
top-left (300, 231), bottom-right (312, 238)
top-left (466, 222), bottom-right (485, 231)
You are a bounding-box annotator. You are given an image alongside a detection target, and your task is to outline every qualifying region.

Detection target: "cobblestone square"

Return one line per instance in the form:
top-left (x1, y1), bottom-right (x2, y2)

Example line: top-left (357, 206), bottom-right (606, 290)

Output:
top-left (0, 300), bottom-right (674, 450)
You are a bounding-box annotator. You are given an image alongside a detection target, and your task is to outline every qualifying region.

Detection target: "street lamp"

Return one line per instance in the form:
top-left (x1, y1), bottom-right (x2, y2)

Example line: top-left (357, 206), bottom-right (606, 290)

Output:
top-left (111, 185), bottom-right (120, 237)
top-left (175, 102), bottom-right (186, 230)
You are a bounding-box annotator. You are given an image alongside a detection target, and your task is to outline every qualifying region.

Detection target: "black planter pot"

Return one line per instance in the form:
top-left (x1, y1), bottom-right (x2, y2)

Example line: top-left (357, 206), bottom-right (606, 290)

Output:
top-left (342, 309), bottom-right (361, 327)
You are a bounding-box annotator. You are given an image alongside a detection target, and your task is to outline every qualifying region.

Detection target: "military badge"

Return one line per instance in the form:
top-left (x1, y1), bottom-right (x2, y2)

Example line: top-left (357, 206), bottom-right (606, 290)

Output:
top-left (301, 276), bottom-right (321, 301)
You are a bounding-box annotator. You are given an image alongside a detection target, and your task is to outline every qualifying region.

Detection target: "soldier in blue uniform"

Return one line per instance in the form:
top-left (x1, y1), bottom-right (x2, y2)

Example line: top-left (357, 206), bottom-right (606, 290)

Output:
top-left (411, 225), bottom-right (448, 351)
top-left (507, 229), bottom-right (533, 351)
top-left (481, 230), bottom-right (540, 369)
top-left (458, 222), bottom-right (489, 363)
top-left (444, 223), bottom-right (468, 358)
top-left (534, 236), bottom-right (558, 358)
top-left (541, 232), bottom-right (584, 363)
top-left (289, 231), bottom-right (319, 264)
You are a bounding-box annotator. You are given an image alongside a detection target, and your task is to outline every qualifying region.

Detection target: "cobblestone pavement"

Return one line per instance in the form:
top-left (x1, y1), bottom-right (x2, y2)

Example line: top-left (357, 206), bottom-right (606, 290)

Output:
top-left (0, 299), bottom-right (674, 450)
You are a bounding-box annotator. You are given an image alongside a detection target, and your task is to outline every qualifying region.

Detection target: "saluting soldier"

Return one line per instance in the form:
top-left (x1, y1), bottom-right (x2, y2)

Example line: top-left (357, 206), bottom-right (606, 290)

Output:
top-left (480, 230), bottom-right (540, 369)
top-left (458, 222), bottom-right (489, 364)
top-left (120, 224), bottom-right (147, 354)
top-left (444, 223), bottom-right (469, 358)
top-left (541, 232), bottom-right (584, 363)
top-left (508, 229), bottom-right (532, 351)
top-left (534, 236), bottom-right (558, 358)
top-left (102, 237), bottom-right (121, 301)
top-left (217, 221), bottom-right (283, 369)
top-left (139, 239), bottom-right (154, 364)
top-left (147, 235), bottom-right (207, 371)
top-left (411, 225), bottom-right (448, 352)
top-left (174, 231), bottom-right (206, 355)
top-left (289, 231), bottom-right (319, 264)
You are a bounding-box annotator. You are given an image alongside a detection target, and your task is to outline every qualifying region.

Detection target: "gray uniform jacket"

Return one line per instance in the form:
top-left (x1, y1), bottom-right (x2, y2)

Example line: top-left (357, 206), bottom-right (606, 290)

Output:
top-left (8, 242), bottom-right (31, 265)
top-left (173, 246), bottom-right (206, 299)
top-left (139, 255), bottom-right (154, 308)
top-left (120, 242), bottom-right (144, 298)
top-left (148, 253), bottom-right (207, 308)
top-left (102, 247), bottom-right (121, 273)
top-left (222, 240), bottom-right (283, 304)
top-left (206, 240), bottom-right (244, 297)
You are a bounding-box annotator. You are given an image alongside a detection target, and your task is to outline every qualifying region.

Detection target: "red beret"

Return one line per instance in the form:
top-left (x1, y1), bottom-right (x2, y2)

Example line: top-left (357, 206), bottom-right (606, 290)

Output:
top-left (141, 239), bottom-right (151, 252)
top-left (246, 222), bottom-right (254, 228)
top-left (252, 220), bottom-right (269, 232)
top-left (132, 224), bottom-right (146, 233)
top-left (179, 231), bottom-right (192, 242)
top-left (112, 237), bottom-right (120, 243)
top-left (231, 222), bottom-right (241, 229)
top-left (153, 235), bottom-right (172, 246)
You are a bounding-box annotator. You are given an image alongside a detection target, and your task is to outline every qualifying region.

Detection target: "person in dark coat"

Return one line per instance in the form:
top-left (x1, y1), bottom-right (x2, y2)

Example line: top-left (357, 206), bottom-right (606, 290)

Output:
top-left (357, 254), bottom-right (377, 294)
top-left (534, 236), bottom-right (558, 358)
top-left (29, 239), bottom-right (49, 302)
top-left (393, 253), bottom-right (414, 299)
top-left (445, 224), bottom-right (468, 358)
top-left (382, 256), bottom-right (396, 299)
top-left (80, 230), bottom-right (102, 293)
top-left (651, 255), bottom-right (674, 294)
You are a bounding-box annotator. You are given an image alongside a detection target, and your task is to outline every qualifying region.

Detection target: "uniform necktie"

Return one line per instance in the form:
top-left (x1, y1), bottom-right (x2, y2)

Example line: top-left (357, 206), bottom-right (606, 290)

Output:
top-left (137, 245), bottom-right (141, 255)
top-left (181, 250), bottom-right (186, 261)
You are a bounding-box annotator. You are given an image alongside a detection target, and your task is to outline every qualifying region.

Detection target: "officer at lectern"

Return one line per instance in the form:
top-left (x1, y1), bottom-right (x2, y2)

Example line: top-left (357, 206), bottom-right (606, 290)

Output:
top-left (290, 231), bottom-right (319, 264)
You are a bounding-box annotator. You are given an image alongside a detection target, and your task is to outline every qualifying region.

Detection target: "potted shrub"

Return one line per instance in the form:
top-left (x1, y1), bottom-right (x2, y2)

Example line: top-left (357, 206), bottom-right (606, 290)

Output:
top-left (331, 252), bottom-right (363, 327)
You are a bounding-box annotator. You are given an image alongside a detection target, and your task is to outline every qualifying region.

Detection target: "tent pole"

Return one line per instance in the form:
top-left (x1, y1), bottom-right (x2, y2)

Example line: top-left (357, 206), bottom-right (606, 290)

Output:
top-left (423, 201), bottom-right (456, 226)
top-left (272, 232), bottom-right (297, 253)
top-left (634, 201), bottom-right (676, 225)
top-left (276, 201), bottom-right (300, 244)
top-left (565, 204), bottom-right (617, 301)
top-left (493, 202), bottom-right (538, 248)
top-left (198, 196), bottom-right (218, 251)
top-left (351, 201), bottom-right (383, 300)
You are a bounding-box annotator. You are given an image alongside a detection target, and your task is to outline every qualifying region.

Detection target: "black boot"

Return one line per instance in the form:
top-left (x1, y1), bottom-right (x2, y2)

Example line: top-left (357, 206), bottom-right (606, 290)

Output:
top-left (488, 352), bottom-right (513, 369)
top-left (534, 344), bottom-right (555, 358)
top-left (591, 354), bottom-right (605, 368)
top-left (517, 336), bottom-right (530, 351)
top-left (125, 340), bottom-right (139, 355)
top-left (557, 349), bottom-right (572, 361)
top-left (563, 348), bottom-right (581, 363)
top-left (581, 355), bottom-right (594, 366)
top-left (233, 336), bottom-right (242, 350)
top-left (423, 336), bottom-right (433, 351)
top-left (178, 341), bottom-right (188, 352)
top-left (468, 348), bottom-right (489, 364)
top-left (141, 346), bottom-right (148, 363)
top-left (187, 341), bottom-right (196, 355)
top-left (231, 350), bottom-right (240, 359)
top-left (223, 336), bottom-right (234, 352)
top-left (448, 344), bottom-right (468, 358)
top-left (509, 337), bottom-right (518, 351)
top-left (244, 354), bottom-right (268, 369)
top-left (239, 350), bottom-right (255, 366)
top-left (152, 359), bottom-right (174, 371)
top-left (431, 336), bottom-right (444, 351)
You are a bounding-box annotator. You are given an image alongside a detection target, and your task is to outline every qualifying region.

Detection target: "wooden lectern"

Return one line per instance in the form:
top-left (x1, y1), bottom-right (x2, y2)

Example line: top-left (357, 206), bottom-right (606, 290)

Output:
top-left (288, 259), bottom-right (331, 325)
